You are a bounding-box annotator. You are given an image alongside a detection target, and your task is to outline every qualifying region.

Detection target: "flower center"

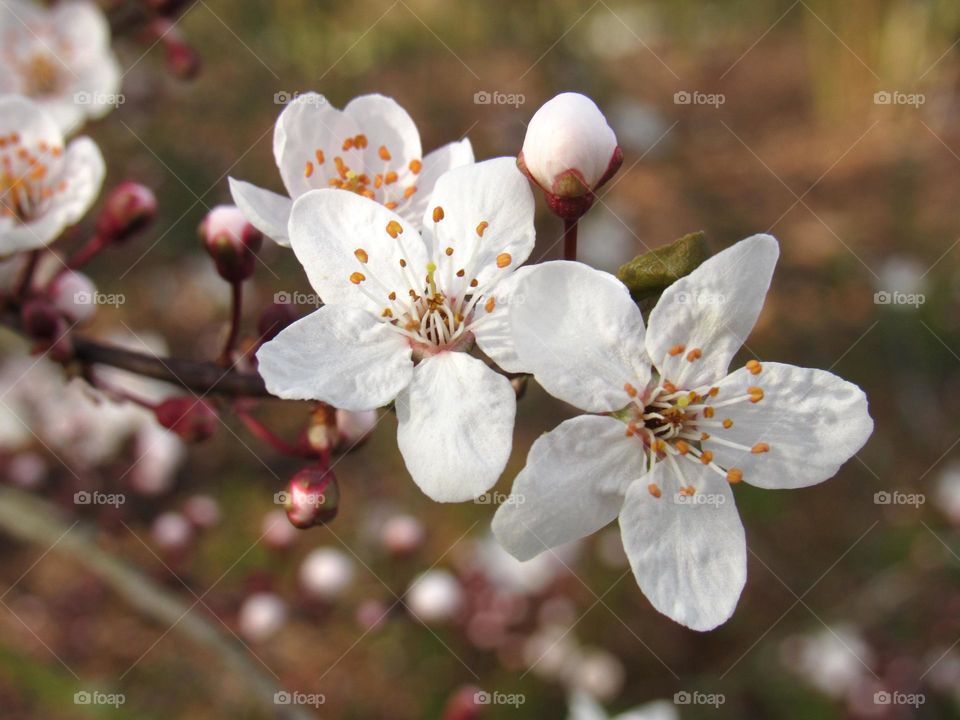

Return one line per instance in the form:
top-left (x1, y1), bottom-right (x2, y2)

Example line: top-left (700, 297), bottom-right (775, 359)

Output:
top-left (303, 135), bottom-right (422, 212)
top-left (347, 208), bottom-right (512, 358)
top-left (21, 53), bottom-right (63, 97)
top-left (619, 353), bottom-right (769, 498)
top-left (0, 132), bottom-right (65, 223)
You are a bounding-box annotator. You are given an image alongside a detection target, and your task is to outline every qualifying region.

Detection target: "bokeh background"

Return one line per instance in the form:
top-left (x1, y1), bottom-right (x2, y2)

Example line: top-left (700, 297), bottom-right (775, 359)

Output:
top-left (2, 0), bottom-right (960, 718)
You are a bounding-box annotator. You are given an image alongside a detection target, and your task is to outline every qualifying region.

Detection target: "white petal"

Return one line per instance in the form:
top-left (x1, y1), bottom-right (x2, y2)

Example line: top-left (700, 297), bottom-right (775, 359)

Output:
top-left (229, 177), bottom-right (293, 246)
top-left (567, 691), bottom-right (608, 720)
top-left (396, 352), bottom-right (514, 502)
top-left (472, 264), bottom-right (536, 373)
top-left (273, 92), bottom-right (362, 199)
top-left (619, 462), bottom-right (746, 631)
top-left (421, 157), bottom-right (535, 290)
top-left (288, 189), bottom-right (428, 310)
top-left (507, 261), bottom-right (650, 412)
top-left (1, 213), bottom-right (64, 254)
top-left (703, 362), bottom-right (873, 489)
top-left (0, 95), bottom-right (62, 148)
top-left (403, 138), bottom-right (474, 222)
top-left (492, 415), bottom-right (643, 561)
top-left (646, 234), bottom-right (779, 388)
top-left (256, 305), bottom-right (413, 411)
top-left (343, 93), bottom-right (421, 174)
top-left (51, 2), bottom-right (112, 54)
top-left (48, 136), bottom-right (105, 226)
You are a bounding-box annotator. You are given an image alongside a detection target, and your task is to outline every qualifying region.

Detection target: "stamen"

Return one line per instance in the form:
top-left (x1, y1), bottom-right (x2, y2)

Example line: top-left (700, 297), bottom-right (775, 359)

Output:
top-left (386, 220), bottom-right (403, 238)
top-left (349, 272), bottom-right (366, 284)
top-left (409, 159), bottom-right (422, 173)
top-left (476, 221), bottom-right (489, 237)
top-left (484, 297), bottom-right (496, 313)
top-left (496, 253), bottom-right (511, 268)
top-left (432, 206), bottom-right (444, 222)
top-left (748, 387), bottom-right (764, 403)
top-left (686, 348), bottom-right (702, 362)
top-left (668, 344), bottom-right (685, 356)
top-left (751, 443), bottom-right (770, 454)
top-left (354, 248), bottom-right (369, 263)
top-left (648, 483), bottom-right (662, 499)
top-left (722, 418), bottom-right (733, 428)
top-left (624, 383), bottom-right (638, 397)
top-left (304, 161), bottom-right (314, 178)
top-left (378, 145), bottom-right (391, 161)
top-left (727, 468), bottom-right (743, 484)
top-left (746, 359), bottom-right (762, 375)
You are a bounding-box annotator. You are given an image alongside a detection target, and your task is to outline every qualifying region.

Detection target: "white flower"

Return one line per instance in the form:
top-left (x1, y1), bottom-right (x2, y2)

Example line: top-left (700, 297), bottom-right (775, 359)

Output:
top-left (229, 92), bottom-right (474, 246)
top-left (520, 92), bottom-right (620, 198)
top-left (0, 0), bottom-right (121, 134)
top-left (492, 235), bottom-right (873, 631)
top-left (256, 158), bottom-right (535, 502)
top-left (299, 547), bottom-right (355, 601)
top-left (238, 592), bottom-right (288, 643)
top-left (0, 95), bottom-right (104, 256)
top-left (567, 691), bottom-right (678, 720)
top-left (405, 569), bottom-right (463, 623)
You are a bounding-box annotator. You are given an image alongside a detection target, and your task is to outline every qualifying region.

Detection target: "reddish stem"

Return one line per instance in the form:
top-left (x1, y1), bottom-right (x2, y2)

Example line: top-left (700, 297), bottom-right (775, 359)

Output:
top-left (563, 217), bottom-right (579, 261)
top-left (219, 281), bottom-right (243, 366)
top-left (234, 406), bottom-right (313, 458)
top-left (66, 234), bottom-right (108, 271)
top-left (15, 250), bottom-right (41, 298)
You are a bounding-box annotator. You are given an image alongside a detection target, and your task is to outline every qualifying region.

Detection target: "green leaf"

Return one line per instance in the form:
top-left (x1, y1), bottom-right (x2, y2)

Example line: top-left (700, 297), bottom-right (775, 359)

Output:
top-left (616, 231), bottom-right (710, 302)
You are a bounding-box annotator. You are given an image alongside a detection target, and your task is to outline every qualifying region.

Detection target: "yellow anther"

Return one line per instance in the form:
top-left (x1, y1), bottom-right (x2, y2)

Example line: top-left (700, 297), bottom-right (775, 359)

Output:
top-left (668, 344), bottom-right (685, 356)
top-left (349, 272), bottom-right (366, 285)
top-left (703, 407), bottom-right (715, 418)
top-left (445, 247), bottom-right (454, 256)
top-left (648, 483), bottom-right (662, 498)
top-left (722, 418), bottom-right (733, 429)
top-left (304, 161), bottom-right (314, 178)
top-left (485, 297), bottom-right (496, 313)
top-left (751, 443), bottom-right (770, 454)
top-left (403, 185), bottom-right (417, 198)
top-left (476, 221), bottom-right (489, 237)
top-left (432, 206), bottom-right (444, 222)
top-left (686, 348), bottom-right (702, 362)
top-left (675, 440), bottom-right (690, 455)
top-left (748, 387), bottom-right (764, 403)
top-left (354, 248), bottom-right (369, 263)
top-left (386, 220), bottom-right (403, 238)
top-left (496, 252), bottom-right (512, 268)
top-left (746, 359), bottom-right (762, 375)
top-left (700, 451), bottom-right (714, 465)
top-left (384, 171), bottom-right (398, 184)
top-left (315, 149), bottom-right (325, 164)
top-left (727, 468), bottom-right (743, 484)
top-left (378, 145), bottom-right (391, 161)
top-left (409, 159), bottom-right (422, 173)
top-left (624, 383), bottom-right (637, 397)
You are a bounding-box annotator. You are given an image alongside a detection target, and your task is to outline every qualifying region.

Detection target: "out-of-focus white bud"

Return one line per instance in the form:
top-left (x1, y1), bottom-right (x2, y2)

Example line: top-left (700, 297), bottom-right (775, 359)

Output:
top-left (935, 464), bottom-right (960, 525)
top-left (380, 513), bottom-right (425, 556)
top-left (299, 547), bottom-right (355, 601)
top-left (151, 511), bottom-right (193, 552)
top-left (7, 452), bottom-right (47, 489)
top-left (568, 649), bottom-right (625, 702)
top-left (405, 570), bottom-right (463, 624)
top-left (262, 510), bottom-right (298, 551)
top-left (199, 204), bottom-right (262, 283)
top-left (355, 598), bottom-right (389, 632)
top-left (336, 409), bottom-right (378, 448)
top-left (183, 494), bottom-right (220, 529)
top-left (237, 591), bottom-right (287, 642)
top-left (47, 270), bottom-right (97, 322)
top-left (519, 93), bottom-right (621, 207)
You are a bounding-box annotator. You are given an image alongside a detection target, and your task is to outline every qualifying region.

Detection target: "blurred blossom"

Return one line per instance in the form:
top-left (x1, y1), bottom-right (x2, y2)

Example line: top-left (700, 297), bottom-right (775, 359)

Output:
top-left (0, 96), bottom-right (105, 254)
top-left (781, 625), bottom-right (874, 699)
top-left (238, 592), bottom-right (287, 643)
top-left (596, 527), bottom-right (629, 568)
top-left (355, 598), bottom-right (389, 632)
top-left (569, 649), bottom-right (625, 702)
top-left (523, 625), bottom-right (579, 680)
top-left (875, 256), bottom-right (927, 297)
top-left (470, 534), bottom-right (577, 596)
top-left (537, 596), bottom-right (578, 629)
top-left (583, 6), bottom-right (662, 60)
top-left (47, 269), bottom-right (97, 322)
top-left (567, 691), bottom-right (678, 720)
top-left (380, 513), bottom-right (425, 556)
top-left (405, 569), bottom-right (463, 624)
top-left (151, 511), bottom-right (194, 552)
top-left (0, 0), bottom-right (121, 133)
top-left (336, 408), bottom-right (378, 447)
top-left (130, 422), bottom-right (184, 496)
top-left (183, 495), bottom-right (221, 529)
top-left (6, 451), bottom-right (47, 488)
top-left (262, 510), bottom-right (298, 551)
top-left (934, 463), bottom-right (960, 524)
top-left (299, 547), bottom-right (355, 601)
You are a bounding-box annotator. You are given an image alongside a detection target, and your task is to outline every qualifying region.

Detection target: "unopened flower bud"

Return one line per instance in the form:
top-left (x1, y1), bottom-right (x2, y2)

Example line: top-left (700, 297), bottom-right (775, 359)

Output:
top-left (47, 270), bottom-right (97, 323)
top-left (151, 511), bottom-right (193, 553)
top-left (256, 301), bottom-right (297, 344)
top-left (299, 547), bottom-right (355, 601)
top-left (261, 509), bottom-right (298, 550)
top-left (96, 182), bottom-right (158, 244)
top-left (518, 92), bottom-right (622, 219)
top-left (200, 205), bottom-right (263, 283)
top-left (380, 513), bottom-right (425, 556)
top-left (336, 409), bottom-right (378, 449)
top-left (283, 466), bottom-right (339, 529)
top-left (405, 570), bottom-right (464, 624)
top-left (155, 20), bottom-right (201, 79)
top-left (305, 404), bottom-right (337, 455)
top-left (154, 397), bottom-right (218, 442)
top-left (441, 685), bottom-right (486, 720)
top-left (238, 592), bottom-right (287, 642)
top-left (20, 299), bottom-right (72, 361)
top-left (183, 495), bottom-right (220, 529)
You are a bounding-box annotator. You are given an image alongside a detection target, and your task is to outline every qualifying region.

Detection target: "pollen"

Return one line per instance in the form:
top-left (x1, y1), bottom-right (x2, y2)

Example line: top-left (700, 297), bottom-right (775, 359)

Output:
top-left (748, 387), bottom-right (764, 403)
top-left (675, 440), bottom-right (690, 455)
top-left (680, 486), bottom-right (696, 496)
top-left (455, 269), bottom-right (465, 277)
top-left (476, 221), bottom-right (489, 237)
top-left (386, 220), bottom-right (403, 238)
top-left (349, 272), bottom-right (366, 284)
top-left (409, 159), bottom-right (422, 174)
top-left (624, 382), bottom-right (637, 397)
top-left (746, 359), bottom-right (762, 375)
top-left (385, 201), bottom-right (398, 209)
top-left (388, 291), bottom-right (397, 300)
top-left (403, 185), bottom-right (417, 198)
top-left (432, 206), bottom-right (444, 222)
top-left (496, 253), bottom-right (512, 268)
top-left (382, 308), bottom-right (393, 317)
top-left (304, 161), bottom-right (314, 178)
top-left (751, 442), bottom-right (770, 454)
top-left (700, 451), bottom-right (714, 464)
top-left (399, 258), bottom-right (407, 267)
top-left (354, 248), bottom-right (369, 263)
top-left (378, 145), bottom-right (391, 161)
top-left (648, 483), bottom-right (662, 498)
top-left (445, 247), bottom-right (454, 256)
top-left (342, 137), bottom-right (354, 151)
top-left (686, 348), bottom-right (702, 362)
top-left (485, 297), bottom-right (496, 313)
top-left (722, 418), bottom-right (733, 429)
top-left (727, 468), bottom-right (743, 484)
top-left (315, 149), bottom-right (325, 164)
top-left (700, 432), bottom-right (710, 440)
top-left (704, 407), bottom-right (715, 418)
top-left (355, 134), bottom-right (368, 148)
top-left (470, 279), bottom-right (479, 287)
top-left (384, 171), bottom-right (398, 184)
top-left (663, 381), bottom-right (677, 394)
top-left (668, 344), bottom-right (685, 356)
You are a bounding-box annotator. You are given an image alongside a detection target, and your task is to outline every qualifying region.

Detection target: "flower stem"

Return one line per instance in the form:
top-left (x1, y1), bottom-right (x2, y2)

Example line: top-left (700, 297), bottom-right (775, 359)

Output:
top-left (14, 250), bottom-right (41, 298)
top-left (66, 234), bottom-right (107, 270)
top-left (234, 405), bottom-right (313, 458)
top-left (563, 217), bottom-right (579, 261)
top-left (219, 281), bottom-right (243, 366)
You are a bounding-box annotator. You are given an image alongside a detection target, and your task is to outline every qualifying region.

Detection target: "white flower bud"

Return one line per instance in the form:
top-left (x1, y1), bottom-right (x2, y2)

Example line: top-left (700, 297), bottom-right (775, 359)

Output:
top-left (238, 592), bottom-right (287, 642)
top-left (299, 547), bottom-right (355, 601)
top-left (520, 93), bottom-right (620, 199)
top-left (405, 570), bottom-right (463, 624)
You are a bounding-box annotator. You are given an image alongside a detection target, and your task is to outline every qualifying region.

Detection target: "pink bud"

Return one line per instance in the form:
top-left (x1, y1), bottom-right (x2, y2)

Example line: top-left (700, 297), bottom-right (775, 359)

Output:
top-left (336, 409), bottom-right (378, 449)
top-left (47, 270), bottom-right (97, 322)
top-left (282, 466), bottom-right (339, 529)
top-left (96, 182), bottom-right (158, 244)
top-left (154, 397), bottom-right (218, 443)
top-left (200, 205), bottom-right (263, 283)
top-left (183, 495), bottom-right (220, 529)
top-left (299, 547), bottom-right (355, 601)
top-left (261, 510), bottom-right (298, 550)
top-left (380, 513), bottom-right (425, 556)
top-left (151, 511), bottom-right (193, 552)
top-left (441, 686), bottom-right (486, 720)
top-left (20, 299), bottom-right (72, 361)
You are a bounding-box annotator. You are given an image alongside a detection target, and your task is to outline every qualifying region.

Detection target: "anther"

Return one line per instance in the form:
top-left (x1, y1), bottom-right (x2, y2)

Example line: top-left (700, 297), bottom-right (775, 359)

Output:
top-left (746, 359), bottom-right (762, 375)
top-left (700, 451), bottom-right (714, 464)
top-left (648, 483), bottom-right (662, 498)
top-left (668, 344), bottom-right (685, 356)
top-left (378, 145), bottom-right (391, 161)
top-left (485, 297), bottom-right (496, 313)
top-left (624, 383), bottom-right (637, 397)
top-left (751, 443), bottom-right (769, 454)
top-left (349, 272), bottom-right (366, 284)
top-left (386, 220), bottom-right (403, 238)
top-left (476, 221), bottom-right (489, 237)
top-left (722, 418), bottom-right (733, 429)
top-left (432, 206), bottom-right (444, 222)
top-left (496, 253), bottom-right (511, 268)
top-left (686, 348), bottom-right (702, 362)
top-left (354, 248), bottom-right (369, 263)
top-left (748, 387), bottom-right (764, 403)
top-left (727, 468), bottom-right (743, 484)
